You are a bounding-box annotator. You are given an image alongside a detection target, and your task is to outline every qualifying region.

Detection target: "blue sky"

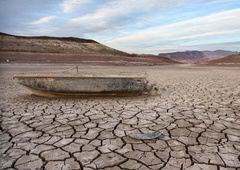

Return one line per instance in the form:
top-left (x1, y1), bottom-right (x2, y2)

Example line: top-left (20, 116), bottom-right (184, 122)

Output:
top-left (0, 0), bottom-right (239, 54)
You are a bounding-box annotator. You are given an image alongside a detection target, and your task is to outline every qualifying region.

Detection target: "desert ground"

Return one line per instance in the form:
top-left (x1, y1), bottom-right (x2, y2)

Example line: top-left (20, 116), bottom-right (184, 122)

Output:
top-left (0, 64), bottom-right (240, 170)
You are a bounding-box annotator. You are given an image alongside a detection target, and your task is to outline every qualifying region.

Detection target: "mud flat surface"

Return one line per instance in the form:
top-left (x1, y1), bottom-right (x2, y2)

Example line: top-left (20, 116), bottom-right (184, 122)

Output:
top-left (1, 64), bottom-right (240, 170)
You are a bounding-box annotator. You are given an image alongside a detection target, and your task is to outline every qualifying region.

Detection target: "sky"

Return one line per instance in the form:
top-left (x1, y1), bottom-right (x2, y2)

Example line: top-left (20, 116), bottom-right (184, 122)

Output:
top-left (0, 0), bottom-right (240, 54)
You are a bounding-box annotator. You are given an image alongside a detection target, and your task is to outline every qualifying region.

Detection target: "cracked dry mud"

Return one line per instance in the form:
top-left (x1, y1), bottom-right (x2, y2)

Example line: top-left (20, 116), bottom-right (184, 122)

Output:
top-left (0, 64), bottom-right (240, 170)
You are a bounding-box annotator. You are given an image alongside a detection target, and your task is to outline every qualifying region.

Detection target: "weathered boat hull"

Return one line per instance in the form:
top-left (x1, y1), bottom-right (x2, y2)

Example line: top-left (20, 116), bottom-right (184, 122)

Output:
top-left (14, 74), bottom-right (147, 97)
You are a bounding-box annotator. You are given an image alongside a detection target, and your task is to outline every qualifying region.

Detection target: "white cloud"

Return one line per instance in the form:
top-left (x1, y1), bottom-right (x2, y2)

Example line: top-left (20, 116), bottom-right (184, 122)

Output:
top-left (104, 8), bottom-right (240, 53)
top-left (109, 0), bottom-right (190, 11)
top-left (31, 15), bottom-right (57, 25)
top-left (23, 0), bottom-right (239, 54)
top-left (62, 0), bottom-right (90, 13)
top-left (67, 0), bottom-right (190, 31)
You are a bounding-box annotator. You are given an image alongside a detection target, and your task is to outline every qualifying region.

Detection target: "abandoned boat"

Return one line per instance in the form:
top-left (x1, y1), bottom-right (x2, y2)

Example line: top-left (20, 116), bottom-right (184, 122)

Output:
top-left (13, 73), bottom-right (158, 97)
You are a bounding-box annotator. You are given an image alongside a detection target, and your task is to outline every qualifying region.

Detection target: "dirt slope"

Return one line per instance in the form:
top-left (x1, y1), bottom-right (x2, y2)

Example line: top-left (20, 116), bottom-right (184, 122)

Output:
top-left (0, 33), bottom-right (179, 65)
top-left (0, 32), bottom-right (128, 56)
top-left (207, 54), bottom-right (240, 65)
top-left (158, 50), bottom-right (239, 63)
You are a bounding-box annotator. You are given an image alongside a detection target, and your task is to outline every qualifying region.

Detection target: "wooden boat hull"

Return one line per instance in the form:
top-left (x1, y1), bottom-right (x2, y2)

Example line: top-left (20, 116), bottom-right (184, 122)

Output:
top-left (14, 74), bottom-right (147, 97)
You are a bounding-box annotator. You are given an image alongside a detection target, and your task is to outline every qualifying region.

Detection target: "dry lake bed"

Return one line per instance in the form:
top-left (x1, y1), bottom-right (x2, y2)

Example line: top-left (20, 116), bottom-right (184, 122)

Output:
top-left (0, 64), bottom-right (240, 170)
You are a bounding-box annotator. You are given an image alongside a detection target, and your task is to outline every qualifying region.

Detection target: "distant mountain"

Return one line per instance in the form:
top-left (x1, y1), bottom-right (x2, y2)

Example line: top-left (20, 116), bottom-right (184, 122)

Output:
top-left (158, 50), bottom-right (239, 63)
top-left (158, 51), bottom-right (207, 63)
top-left (0, 32), bottom-right (179, 65)
top-left (207, 54), bottom-right (240, 65)
top-left (202, 50), bottom-right (239, 59)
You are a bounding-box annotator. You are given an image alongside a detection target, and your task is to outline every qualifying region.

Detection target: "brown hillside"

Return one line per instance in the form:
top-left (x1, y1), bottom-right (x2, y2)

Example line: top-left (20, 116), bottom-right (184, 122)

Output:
top-left (0, 32), bottom-right (128, 56)
top-left (0, 33), bottom-right (179, 65)
top-left (0, 51), bottom-right (179, 65)
top-left (158, 50), bottom-right (239, 63)
top-left (208, 54), bottom-right (240, 65)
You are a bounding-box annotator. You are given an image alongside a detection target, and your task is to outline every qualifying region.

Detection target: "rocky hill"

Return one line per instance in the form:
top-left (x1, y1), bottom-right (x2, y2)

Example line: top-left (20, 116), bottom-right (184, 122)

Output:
top-left (0, 32), bottom-right (128, 56)
top-left (158, 50), bottom-right (239, 63)
top-left (202, 50), bottom-right (239, 59)
top-left (207, 54), bottom-right (240, 65)
top-left (0, 32), bottom-right (179, 65)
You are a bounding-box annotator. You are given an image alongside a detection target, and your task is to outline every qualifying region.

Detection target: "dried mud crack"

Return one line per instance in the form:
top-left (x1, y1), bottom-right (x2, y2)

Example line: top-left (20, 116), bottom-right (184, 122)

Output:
top-left (1, 64), bottom-right (240, 170)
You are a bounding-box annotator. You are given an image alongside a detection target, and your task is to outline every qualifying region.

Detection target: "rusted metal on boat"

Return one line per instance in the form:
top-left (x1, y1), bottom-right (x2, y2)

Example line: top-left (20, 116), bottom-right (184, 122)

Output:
top-left (13, 73), bottom-right (158, 97)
